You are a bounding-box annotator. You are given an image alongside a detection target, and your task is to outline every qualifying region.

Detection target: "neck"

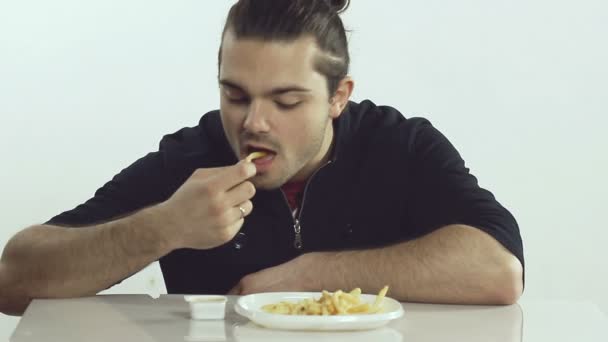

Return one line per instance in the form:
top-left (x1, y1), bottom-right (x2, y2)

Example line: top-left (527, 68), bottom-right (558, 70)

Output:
top-left (290, 119), bottom-right (334, 182)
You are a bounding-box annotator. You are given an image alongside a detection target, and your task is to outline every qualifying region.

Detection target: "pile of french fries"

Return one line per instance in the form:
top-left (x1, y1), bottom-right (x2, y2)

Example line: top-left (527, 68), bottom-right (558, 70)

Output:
top-left (261, 286), bottom-right (389, 316)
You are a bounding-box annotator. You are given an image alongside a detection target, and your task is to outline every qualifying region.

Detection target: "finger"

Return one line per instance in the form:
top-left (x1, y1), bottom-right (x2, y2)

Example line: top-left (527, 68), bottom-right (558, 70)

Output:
top-left (207, 160), bottom-right (257, 192)
top-left (225, 181), bottom-right (256, 207)
top-left (224, 217), bottom-right (245, 237)
top-left (190, 165), bottom-right (233, 180)
top-left (232, 200), bottom-right (253, 221)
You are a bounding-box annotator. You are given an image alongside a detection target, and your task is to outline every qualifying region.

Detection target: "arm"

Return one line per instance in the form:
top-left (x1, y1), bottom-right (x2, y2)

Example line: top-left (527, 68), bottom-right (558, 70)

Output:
top-left (305, 224), bottom-right (523, 304)
top-left (230, 224), bottom-right (523, 305)
top-left (0, 160), bottom-right (257, 316)
top-left (0, 207), bottom-right (170, 316)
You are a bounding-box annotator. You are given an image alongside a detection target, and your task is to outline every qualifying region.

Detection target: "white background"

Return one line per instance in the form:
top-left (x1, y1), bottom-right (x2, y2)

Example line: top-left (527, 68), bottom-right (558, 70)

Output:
top-left (1, 0), bottom-right (607, 340)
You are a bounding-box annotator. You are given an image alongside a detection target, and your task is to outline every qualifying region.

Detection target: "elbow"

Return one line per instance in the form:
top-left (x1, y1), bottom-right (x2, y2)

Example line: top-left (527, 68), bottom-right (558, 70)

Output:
top-left (0, 296), bottom-right (31, 316)
top-left (0, 263), bottom-right (32, 316)
top-left (491, 255), bottom-right (524, 305)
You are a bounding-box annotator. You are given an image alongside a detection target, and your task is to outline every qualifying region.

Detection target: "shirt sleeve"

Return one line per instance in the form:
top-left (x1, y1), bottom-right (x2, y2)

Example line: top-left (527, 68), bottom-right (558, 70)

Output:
top-left (46, 152), bottom-right (170, 227)
top-left (404, 119), bottom-right (525, 269)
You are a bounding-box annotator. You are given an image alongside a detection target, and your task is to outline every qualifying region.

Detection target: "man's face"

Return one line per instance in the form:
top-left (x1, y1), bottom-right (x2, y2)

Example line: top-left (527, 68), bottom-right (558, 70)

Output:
top-left (219, 30), bottom-right (336, 190)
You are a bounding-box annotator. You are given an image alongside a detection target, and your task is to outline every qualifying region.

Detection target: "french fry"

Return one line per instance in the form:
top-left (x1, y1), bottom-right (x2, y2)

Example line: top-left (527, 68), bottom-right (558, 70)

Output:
top-left (347, 303), bottom-right (371, 314)
top-left (331, 290), bottom-right (342, 313)
top-left (371, 286), bottom-right (389, 313)
top-left (245, 151), bottom-right (268, 162)
top-left (341, 292), bottom-right (359, 305)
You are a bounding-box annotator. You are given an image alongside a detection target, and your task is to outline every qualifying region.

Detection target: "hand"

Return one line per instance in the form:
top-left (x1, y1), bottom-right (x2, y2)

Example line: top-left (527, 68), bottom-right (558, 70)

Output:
top-left (156, 159), bottom-right (257, 250)
top-left (228, 254), bottom-right (320, 295)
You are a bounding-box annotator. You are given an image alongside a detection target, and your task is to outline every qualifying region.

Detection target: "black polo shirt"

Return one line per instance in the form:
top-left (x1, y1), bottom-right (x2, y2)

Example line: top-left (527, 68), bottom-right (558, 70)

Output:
top-left (47, 100), bottom-right (524, 294)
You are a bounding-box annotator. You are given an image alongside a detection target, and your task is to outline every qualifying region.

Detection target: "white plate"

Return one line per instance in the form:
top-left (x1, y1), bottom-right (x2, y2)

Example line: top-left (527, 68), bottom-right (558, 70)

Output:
top-left (233, 323), bottom-right (403, 341)
top-left (234, 292), bottom-right (404, 331)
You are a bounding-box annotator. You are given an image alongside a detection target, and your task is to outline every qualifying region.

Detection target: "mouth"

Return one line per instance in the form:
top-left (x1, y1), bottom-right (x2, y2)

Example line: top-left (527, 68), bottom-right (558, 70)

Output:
top-left (243, 144), bottom-right (277, 169)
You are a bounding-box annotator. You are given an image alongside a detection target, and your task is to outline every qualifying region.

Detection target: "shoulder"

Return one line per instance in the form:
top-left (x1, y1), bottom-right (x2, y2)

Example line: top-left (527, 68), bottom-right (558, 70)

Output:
top-left (157, 110), bottom-right (234, 163)
top-left (156, 110), bottom-right (234, 184)
top-left (343, 99), bottom-right (435, 153)
top-left (158, 110), bottom-right (223, 155)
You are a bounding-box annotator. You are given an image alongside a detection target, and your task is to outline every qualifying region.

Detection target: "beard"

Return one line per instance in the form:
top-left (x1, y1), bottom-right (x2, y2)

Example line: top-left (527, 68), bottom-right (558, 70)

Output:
top-left (248, 117), bottom-right (332, 190)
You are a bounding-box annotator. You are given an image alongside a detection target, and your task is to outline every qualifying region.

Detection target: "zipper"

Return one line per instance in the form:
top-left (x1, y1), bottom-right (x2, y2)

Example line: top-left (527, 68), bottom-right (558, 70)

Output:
top-left (293, 218), bottom-right (303, 249)
top-left (280, 160), bottom-right (333, 250)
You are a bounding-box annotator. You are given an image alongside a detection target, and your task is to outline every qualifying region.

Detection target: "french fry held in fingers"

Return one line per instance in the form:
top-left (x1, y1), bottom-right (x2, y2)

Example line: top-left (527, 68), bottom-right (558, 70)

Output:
top-left (245, 151), bottom-right (268, 162)
top-left (261, 286), bottom-right (390, 316)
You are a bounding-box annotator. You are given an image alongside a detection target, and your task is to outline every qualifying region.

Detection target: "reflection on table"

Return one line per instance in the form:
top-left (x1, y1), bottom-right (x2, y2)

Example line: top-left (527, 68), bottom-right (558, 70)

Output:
top-left (10, 294), bottom-right (608, 342)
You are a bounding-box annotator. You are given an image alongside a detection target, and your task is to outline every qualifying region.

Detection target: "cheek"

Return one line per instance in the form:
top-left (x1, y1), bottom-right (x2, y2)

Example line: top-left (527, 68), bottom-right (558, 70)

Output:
top-left (220, 106), bottom-right (243, 134)
top-left (219, 108), bottom-right (245, 152)
top-left (281, 108), bottom-right (326, 148)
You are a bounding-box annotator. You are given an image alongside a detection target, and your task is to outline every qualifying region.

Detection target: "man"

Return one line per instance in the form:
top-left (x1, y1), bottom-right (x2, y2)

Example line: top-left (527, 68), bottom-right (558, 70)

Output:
top-left (0, 0), bottom-right (524, 316)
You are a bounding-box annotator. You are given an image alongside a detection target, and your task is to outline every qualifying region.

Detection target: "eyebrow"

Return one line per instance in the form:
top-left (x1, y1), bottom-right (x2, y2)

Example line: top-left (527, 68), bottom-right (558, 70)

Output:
top-left (219, 79), bottom-right (312, 96)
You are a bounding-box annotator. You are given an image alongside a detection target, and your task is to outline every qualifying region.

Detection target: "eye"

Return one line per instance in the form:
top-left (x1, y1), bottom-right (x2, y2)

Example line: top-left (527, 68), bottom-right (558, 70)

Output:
top-left (228, 97), bottom-right (250, 105)
top-left (222, 88), bottom-right (250, 105)
top-left (275, 101), bottom-right (301, 110)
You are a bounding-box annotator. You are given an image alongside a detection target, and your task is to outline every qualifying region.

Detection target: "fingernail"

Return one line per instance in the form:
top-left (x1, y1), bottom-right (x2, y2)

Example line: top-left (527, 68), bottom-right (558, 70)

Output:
top-left (246, 163), bottom-right (257, 176)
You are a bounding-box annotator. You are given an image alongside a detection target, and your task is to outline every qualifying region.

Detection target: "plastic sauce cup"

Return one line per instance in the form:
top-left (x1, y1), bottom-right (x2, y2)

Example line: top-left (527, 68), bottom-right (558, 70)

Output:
top-left (184, 295), bottom-right (227, 320)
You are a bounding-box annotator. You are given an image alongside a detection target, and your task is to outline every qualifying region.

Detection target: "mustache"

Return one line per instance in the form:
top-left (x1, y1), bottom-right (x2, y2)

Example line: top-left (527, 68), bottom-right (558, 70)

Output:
top-left (240, 132), bottom-right (280, 151)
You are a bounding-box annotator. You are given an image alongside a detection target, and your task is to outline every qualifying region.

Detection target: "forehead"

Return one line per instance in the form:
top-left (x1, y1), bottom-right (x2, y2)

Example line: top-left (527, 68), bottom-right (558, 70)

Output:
top-left (219, 30), bottom-right (326, 93)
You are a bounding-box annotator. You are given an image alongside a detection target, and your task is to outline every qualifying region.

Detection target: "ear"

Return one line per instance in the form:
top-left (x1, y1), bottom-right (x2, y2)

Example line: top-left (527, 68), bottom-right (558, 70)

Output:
top-left (329, 76), bottom-right (355, 119)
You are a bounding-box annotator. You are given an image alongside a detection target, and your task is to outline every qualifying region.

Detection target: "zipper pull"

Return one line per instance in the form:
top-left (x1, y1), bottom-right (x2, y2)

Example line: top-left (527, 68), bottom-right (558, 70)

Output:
top-left (293, 219), bottom-right (303, 250)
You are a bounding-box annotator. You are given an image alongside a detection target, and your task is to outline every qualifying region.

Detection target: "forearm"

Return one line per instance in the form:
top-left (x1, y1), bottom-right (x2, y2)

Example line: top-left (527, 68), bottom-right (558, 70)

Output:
top-left (304, 225), bottom-right (523, 305)
top-left (0, 205), bottom-right (171, 314)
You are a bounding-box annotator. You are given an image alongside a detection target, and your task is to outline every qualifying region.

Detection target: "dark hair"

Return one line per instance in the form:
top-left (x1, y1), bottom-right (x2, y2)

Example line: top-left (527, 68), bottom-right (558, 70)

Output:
top-left (219, 0), bottom-right (351, 97)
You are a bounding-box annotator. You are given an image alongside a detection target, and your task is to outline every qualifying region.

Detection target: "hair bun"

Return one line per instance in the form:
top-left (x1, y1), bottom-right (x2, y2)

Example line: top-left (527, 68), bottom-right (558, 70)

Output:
top-left (327, 0), bottom-right (350, 14)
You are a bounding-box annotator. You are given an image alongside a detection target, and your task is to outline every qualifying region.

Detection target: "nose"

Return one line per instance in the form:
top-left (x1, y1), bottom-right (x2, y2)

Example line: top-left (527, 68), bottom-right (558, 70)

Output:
top-left (243, 99), bottom-right (271, 134)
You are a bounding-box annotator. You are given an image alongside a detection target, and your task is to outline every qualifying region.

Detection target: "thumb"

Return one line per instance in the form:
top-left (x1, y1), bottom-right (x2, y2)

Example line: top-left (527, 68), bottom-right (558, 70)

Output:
top-left (227, 283), bottom-right (242, 295)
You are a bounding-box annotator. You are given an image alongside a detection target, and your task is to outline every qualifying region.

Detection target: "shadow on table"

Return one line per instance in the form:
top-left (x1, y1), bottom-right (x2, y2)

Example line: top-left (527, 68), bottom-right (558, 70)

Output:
top-left (399, 303), bottom-right (523, 342)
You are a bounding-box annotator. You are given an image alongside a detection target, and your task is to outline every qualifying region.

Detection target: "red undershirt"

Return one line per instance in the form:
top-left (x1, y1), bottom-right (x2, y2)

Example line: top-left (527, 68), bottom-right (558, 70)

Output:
top-left (281, 180), bottom-right (307, 212)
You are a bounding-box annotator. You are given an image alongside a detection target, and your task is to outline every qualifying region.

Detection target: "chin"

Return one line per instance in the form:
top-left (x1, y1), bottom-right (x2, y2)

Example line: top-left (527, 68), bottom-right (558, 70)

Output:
top-left (251, 174), bottom-right (288, 190)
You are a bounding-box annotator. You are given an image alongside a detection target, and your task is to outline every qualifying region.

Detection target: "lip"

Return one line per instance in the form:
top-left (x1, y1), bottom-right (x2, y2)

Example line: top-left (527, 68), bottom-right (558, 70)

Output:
top-left (244, 143), bottom-right (276, 154)
top-left (241, 143), bottom-right (278, 161)
top-left (247, 150), bottom-right (276, 173)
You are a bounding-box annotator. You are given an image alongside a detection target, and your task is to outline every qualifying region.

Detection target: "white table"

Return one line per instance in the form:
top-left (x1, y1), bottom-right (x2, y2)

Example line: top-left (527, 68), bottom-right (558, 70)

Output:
top-left (9, 295), bottom-right (608, 341)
